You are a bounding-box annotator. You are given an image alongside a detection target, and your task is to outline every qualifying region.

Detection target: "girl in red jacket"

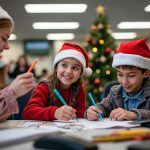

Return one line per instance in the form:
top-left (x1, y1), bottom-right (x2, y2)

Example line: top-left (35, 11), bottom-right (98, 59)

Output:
top-left (23, 43), bottom-right (92, 121)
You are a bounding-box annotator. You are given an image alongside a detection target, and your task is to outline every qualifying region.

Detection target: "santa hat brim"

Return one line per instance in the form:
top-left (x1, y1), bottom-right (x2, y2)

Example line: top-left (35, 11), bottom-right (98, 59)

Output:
top-left (53, 49), bottom-right (86, 71)
top-left (112, 53), bottom-right (150, 70)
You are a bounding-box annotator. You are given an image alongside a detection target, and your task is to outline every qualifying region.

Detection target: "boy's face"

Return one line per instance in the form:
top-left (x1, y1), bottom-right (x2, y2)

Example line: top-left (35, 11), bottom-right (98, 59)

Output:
top-left (116, 66), bottom-right (148, 93)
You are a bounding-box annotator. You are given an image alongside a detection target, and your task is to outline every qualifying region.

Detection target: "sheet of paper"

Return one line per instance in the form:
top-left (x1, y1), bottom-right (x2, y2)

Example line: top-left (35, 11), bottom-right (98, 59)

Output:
top-left (54, 118), bottom-right (140, 131)
top-left (0, 126), bottom-right (60, 148)
top-left (79, 118), bottom-right (140, 129)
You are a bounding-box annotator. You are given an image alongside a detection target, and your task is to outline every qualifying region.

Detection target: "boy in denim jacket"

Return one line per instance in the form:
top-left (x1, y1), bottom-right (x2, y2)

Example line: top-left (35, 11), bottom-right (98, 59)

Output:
top-left (87, 38), bottom-right (150, 121)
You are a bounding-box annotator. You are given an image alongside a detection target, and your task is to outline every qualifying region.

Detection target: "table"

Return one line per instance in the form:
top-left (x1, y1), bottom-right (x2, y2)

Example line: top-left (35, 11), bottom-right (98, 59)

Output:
top-left (0, 120), bottom-right (147, 150)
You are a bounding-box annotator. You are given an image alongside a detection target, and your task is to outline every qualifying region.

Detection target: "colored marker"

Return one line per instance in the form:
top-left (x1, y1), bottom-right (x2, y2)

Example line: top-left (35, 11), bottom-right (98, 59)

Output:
top-left (27, 57), bottom-right (39, 72)
top-left (54, 89), bottom-right (79, 122)
top-left (88, 92), bottom-right (103, 120)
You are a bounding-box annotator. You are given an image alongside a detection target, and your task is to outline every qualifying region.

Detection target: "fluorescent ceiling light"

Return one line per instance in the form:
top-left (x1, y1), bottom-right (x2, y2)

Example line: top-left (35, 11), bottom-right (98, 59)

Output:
top-left (144, 4), bottom-right (150, 12)
top-left (9, 34), bottom-right (17, 40)
top-left (112, 32), bottom-right (137, 39)
top-left (117, 22), bottom-right (150, 29)
top-left (25, 4), bottom-right (87, 13)
top-left (33, 22), bottom-right (79, 29)
top-left (47, 33), bottom-right (75, 40)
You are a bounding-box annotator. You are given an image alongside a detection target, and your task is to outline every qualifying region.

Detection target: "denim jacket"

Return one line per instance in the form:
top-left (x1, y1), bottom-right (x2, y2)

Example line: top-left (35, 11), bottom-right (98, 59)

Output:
top-left (97, 78), bottom-right (150, 120)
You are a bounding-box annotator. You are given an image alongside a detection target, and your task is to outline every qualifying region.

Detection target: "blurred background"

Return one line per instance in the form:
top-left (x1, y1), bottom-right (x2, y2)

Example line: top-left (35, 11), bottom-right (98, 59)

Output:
top-left (1, 0), bottom-right (150, 100)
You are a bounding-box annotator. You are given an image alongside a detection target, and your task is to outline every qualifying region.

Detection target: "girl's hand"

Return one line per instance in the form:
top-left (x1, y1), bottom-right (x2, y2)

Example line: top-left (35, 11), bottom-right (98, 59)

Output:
top-left (54, 106), bottom-right (76, 121)
top-left (9, 72), bottom-right (34, 98)
top-left (87, 106), bottom-right (103, 121)
top-left (109, 108), bottom-right (137, 121)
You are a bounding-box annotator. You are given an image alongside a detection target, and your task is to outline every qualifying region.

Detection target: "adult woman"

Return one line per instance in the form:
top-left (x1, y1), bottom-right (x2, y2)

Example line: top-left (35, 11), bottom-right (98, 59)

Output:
top-left (0, 6), bottom-right (34, 121)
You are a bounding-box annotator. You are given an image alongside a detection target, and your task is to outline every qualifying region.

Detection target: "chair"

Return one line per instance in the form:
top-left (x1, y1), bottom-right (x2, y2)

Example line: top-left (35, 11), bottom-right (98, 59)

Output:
top-left (8, 91), bottom-right (32, 120)
top-left (101, 80), bottom-right (119, 99)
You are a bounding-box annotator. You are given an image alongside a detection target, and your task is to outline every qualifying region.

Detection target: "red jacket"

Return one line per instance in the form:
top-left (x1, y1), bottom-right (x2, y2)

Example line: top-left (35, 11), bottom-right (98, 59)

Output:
top-left (22, 82), bottom-right (86, 121)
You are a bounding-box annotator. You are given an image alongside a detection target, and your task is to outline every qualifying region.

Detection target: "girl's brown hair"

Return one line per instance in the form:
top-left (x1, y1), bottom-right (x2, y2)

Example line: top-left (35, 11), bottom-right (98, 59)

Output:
top-left (38, 64), bottom-right (82, 108)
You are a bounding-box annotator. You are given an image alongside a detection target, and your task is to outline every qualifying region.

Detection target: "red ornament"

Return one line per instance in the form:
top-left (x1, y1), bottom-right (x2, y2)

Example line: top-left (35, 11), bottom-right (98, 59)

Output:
top-left (93, 41), bottom-right (97, 45)
top-left (91, 25), bottom-right (97, 30)
top-left (86, 38), bottom-right (91, 43)
top-left (105, 48), bottom-right (112, 54)
top-left (94, 78), bottom-right (101, 85)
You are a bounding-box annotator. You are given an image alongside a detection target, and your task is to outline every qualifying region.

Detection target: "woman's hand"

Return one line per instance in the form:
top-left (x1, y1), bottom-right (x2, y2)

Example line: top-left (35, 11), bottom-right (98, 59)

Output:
top-left (9, 72), bottom-right (34, 98)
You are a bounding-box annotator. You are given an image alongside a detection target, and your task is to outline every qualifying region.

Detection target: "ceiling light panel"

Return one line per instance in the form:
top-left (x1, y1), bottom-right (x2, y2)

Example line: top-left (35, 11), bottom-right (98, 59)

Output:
top-left (33, 22), bottom-right (79, 29)
top-left (25, 4), bottom-right (87, 13)
top-left (112, 32), bottom-right (137, 39)
top-left (117, 22), bottom-right (150, 29)
top-left (144, 4), bottom-right (150, 12)
top-left (47, 33), bottom-right (75, 40)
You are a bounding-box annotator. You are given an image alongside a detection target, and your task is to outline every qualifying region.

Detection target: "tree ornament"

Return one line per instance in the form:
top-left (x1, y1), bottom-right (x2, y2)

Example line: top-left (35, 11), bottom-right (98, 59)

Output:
top-left (94, 78), bottom-right (101, 85)
top-left (92, 41), bottom-right (97, 45)
top-left (105, 48), bottom-right (112, 54)
top-left (99, 86), bottom-right (104, 92)
top-left (100, 55), bottom-right (106, 63)
top-left (89, 52), bottom-right (94, 59)
top-left (91, 25), bottom-right (97, 30)
top-left (86, 37), bottom-right (91, 43)
top-left (107, 28), bottom-right (112, 34)
top-left (98, 24), bottom-right (103, 29)
top-left (96, 5), bottom-right (105, 14)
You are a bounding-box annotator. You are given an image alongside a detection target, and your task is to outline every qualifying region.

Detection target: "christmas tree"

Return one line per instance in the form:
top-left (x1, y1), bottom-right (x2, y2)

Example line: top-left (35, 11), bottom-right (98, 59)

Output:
top-left (83, 5), bottom-right (117, 104)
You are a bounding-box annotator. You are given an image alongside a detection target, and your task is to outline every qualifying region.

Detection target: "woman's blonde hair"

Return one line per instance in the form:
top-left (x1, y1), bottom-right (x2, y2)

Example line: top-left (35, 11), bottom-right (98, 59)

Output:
top-left (0, 19), bottom-right (13, 28)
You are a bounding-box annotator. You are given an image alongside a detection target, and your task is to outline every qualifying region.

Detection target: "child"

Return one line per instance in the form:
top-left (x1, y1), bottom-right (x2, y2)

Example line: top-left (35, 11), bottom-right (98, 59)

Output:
top-left (23, 43), bottom-right (92, 121)
top-left (87, 38), bottom-right (150, 121)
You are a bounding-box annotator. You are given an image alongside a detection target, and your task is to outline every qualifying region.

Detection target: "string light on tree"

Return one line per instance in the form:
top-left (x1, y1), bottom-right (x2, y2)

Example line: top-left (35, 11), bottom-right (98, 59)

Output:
top-left (96, 69), bottom-right (101, 74)
top-left (92, 47), bottom-right (98, 53)
top-left (83, 4), bottom-right (117, 102)
top-left (99, 39), bottom-right (104, 45)
top-left (106, 69), bottom-right (111, 75)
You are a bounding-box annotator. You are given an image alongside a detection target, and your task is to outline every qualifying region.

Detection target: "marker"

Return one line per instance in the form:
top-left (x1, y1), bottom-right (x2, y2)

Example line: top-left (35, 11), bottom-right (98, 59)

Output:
top-left (54, 89), bottom-right (79, 122)
top-left (27, 58), bottom-right (39, 72)
top-left (88, 92), bottom-right (103, 120)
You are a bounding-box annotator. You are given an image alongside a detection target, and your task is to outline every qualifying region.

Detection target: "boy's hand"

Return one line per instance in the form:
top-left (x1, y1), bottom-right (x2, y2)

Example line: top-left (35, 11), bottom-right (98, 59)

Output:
top-left (54, 106), bottom-right (76, 121)
top-left (9, 72), bottom-right (34, 98)
top-left (87, 106), bottom-right (103, 121)
top-left (109, 108), bottom-right (137, 121)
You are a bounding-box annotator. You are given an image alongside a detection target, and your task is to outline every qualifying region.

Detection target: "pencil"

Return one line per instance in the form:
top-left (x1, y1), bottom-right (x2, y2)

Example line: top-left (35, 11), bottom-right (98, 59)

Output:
top-left (53, 89), bottom-right (79, 122)
top-left (88, 92), bottom-right (103, 120)
top-left (27, 58), bottom-right (39, 72)
top-left (93, 129), bottom-right (150, 142)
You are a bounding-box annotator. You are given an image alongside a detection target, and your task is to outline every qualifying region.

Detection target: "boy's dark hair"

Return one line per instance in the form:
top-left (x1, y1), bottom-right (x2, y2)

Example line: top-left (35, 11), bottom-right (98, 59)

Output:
top-left (116, 65), bottom-right (147, 73)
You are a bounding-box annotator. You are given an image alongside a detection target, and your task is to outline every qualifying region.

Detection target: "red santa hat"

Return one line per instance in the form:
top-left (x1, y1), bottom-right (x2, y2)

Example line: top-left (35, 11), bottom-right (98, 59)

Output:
top-left (112, 38), bottom-right (150, 70)
top-left (0, 6), bottom-right (14, 25)
top-left (53, 42), bottom-right (92, 76)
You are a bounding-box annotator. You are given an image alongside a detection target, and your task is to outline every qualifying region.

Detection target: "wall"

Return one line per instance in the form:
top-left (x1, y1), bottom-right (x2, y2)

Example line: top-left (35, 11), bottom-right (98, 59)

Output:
top-left (2, 40), bottom-right (64, 76)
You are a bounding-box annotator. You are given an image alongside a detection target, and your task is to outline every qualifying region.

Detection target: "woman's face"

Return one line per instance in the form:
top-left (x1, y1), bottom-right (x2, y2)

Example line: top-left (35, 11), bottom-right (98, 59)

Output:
top-left (0, 27), bottom-right (12, 55)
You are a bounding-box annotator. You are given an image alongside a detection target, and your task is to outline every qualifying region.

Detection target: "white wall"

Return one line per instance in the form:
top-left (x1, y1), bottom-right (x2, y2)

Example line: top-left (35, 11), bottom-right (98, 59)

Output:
top-left (2, 40), bottom-right (64, 76)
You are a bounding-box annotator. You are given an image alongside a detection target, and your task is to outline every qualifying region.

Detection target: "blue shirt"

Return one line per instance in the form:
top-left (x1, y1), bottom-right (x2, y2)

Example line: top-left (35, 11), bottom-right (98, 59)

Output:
top-left (122, 88), bottom-right (144, 111)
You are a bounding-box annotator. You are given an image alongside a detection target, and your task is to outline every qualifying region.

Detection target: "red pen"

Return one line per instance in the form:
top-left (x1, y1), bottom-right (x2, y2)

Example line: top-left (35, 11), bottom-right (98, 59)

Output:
top-left (27, 58), bottom-right (39, 72)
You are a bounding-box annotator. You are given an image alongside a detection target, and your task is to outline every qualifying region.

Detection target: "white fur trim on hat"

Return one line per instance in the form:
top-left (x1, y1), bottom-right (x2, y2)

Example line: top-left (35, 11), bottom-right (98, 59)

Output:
top-left (0, 6), bottom-right (14, 25)
top-left (112, 53), bottom-right (150, 70)
top-left (53, 49), bottom-right (87, 73)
